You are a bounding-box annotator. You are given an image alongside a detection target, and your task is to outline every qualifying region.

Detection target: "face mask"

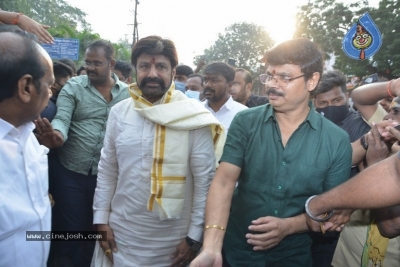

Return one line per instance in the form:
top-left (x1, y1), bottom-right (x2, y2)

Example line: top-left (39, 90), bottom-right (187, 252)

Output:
top-left (174, 81), bottom-right (186, 92)
top-left (185, 90), bottom-right (201, 101)
top-left (316, 104), bottom-right (349, 124)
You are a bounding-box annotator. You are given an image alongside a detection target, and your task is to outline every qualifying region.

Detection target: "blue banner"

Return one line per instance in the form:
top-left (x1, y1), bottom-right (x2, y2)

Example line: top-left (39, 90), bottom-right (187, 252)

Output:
top-left (41, 38), bottom-right (80, 60)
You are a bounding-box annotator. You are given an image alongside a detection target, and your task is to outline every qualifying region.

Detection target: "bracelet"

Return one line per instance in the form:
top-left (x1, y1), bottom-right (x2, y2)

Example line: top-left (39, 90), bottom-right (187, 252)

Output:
top-left (204, 225), bottom-right (226, 232)
top-left (10, 12), bottom-right (23, 25)
top-left (360, 134), bottom-right (368, 150)
top-left (387, 80), bottom-right (395, 98)
top-left (305, 195), bottom-right (333, 222)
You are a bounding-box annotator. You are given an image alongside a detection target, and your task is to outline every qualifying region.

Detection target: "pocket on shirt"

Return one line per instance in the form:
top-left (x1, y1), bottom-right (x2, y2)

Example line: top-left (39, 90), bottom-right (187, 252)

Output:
top-left (295, 163), bottom-right (327, 194)
top-left (116, 121), bottom-right (148, 156)
top-left (34, 154), bottom-right (49, 197)
top-left (118, 121), bottom-right (141, 138)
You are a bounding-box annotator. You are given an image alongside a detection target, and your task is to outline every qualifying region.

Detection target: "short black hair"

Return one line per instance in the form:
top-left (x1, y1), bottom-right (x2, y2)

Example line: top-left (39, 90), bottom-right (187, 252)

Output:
top-left (58, 58), bottom-right (77, 74)
top-left (204, 62), bottom-right (235, 82)
top-left (131, 35), bottom-right (178, 69)
top-left (86, 39), bottom-right (114, 61)
top-left (313, 70), bottom-right (347, 97)
top-left (235, 68), bottom-right (252, 84)
top-left (263, 38), bottom-right (324, 81)
top-left (77, 66), bottom-right (86, 75)
top-left (176, 65), bottom-right (193, 77)
top-left (0, 32), bottom-right (46, 102)
top-left (114, 60), bottom-right (133, 79)
top-left (53, 61), bottom-right (73, 81)
top-left (188, 73), bottom-right (204, 84)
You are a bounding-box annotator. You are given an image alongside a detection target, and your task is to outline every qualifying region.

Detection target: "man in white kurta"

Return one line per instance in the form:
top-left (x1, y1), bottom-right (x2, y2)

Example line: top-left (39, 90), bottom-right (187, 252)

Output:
top-left (92, 36), bottom-right (223, 267)
top-left (0, 32), bottom-right (52, 267)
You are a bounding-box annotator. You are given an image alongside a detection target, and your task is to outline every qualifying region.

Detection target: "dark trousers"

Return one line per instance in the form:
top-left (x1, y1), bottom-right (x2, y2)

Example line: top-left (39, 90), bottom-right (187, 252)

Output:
top-left (310, 232), bottom-right (339, 267)
top-left (222, 245), bottom-right (312, 267)
top-left (222, 249), bottom-right (232, 267)
top-left (47, 156), bottom-right (97, 267)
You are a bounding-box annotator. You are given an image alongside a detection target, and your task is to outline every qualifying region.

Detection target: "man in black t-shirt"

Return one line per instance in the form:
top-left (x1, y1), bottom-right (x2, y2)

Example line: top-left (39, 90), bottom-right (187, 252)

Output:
top-left (311, 70), bottom-right (370, 267)
top-left (313, 71), bottom-right (370, 144)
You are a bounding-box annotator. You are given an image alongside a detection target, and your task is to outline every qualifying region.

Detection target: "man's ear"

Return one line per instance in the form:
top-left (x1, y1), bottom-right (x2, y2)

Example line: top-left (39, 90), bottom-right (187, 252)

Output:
top-left (17, 74), bottom-right (35, 103)
top-left (246, 82), bottom-right (253, 92)
top-left (110, 59), bottom-right (116, 70)
top-left (171, 68), bottom-right (176, 77)
top-left (307, 72), bottom-right (321, 93)
top-left (126, 77), bottom-right (133, 84)
top-left (345, 91), bottom-right (350, 106)
top-left (227, 81), bottom-right (234, 89)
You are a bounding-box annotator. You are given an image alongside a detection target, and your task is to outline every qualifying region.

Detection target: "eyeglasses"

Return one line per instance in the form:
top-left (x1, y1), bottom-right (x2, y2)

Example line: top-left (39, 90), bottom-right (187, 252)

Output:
top-left (259, 74), bottom-right (305, 87)
top-left (83, 61), bottom-right (109, 67)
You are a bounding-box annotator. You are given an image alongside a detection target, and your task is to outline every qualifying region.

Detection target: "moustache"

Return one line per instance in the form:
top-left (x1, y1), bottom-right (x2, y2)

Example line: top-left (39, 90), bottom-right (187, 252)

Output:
top-left (140, 77), bottom-right (165, 88)
top-left (203, 88), bottom-right (215, 94)
top-left (266, 87), bottom-right (285, 97)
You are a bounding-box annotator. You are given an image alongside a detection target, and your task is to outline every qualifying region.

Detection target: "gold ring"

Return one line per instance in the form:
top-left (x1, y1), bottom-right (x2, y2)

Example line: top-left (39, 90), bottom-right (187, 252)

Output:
top-left (104, 249), bottom-right (112, 256)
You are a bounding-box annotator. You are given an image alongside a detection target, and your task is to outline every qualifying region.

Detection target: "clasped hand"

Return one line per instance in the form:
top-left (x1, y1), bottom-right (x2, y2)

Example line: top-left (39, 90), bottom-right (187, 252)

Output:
top-left (246, 216), bottom-right (291, 250)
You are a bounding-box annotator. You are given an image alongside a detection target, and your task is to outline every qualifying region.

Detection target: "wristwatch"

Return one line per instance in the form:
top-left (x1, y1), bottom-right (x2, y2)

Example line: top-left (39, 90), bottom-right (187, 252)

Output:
top-left (185, 236), bottom-right (202, 252)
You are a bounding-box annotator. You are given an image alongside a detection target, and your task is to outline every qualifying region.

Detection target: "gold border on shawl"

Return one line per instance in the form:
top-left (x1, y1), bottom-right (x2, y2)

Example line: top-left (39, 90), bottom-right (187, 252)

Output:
top-left (155, 125), bottom-right (166, 205)
top-left (213, 125), bottom-right (221, 145)
top-left (148, 125), bottom-right (161, 211)
top-left (156, 176), bottom-right (186, 181)
top-left (129, 86), bottom-right (152, 106)
top-left (164, 87), bottom-right (173, 103)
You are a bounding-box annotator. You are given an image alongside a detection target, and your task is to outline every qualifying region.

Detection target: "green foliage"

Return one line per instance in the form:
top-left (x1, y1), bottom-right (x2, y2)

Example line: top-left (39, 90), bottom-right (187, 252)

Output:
top-left (2, 0), bottom-right (132, 71)
top-left (195, 22), bottom-right (274, 73)
top-left (113, 38), bottom-right (132, 62)
top-left (0, 0), bottom-right (89, 29)
top-left (370, 0), bottom-right (400, 77)
top-left (294, 0), bottom-right (400, 78)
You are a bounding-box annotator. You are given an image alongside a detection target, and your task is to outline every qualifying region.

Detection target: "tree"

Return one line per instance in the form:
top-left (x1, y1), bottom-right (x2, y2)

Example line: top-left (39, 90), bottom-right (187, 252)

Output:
top-left (0, 0), bottom-right (89, 29)
top-left (294, 0), bottom-right (400, 78)
top-left (195, 22), bottom-right (274, 73)
top-left (369, 0), bottom-right (400, 78)
top-left (113, 38), bottom-right (132, 62)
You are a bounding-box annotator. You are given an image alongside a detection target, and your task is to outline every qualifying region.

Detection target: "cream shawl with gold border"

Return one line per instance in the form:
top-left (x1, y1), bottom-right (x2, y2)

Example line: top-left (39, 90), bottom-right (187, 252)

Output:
top-left (129, 83), bottom-right (225, 219)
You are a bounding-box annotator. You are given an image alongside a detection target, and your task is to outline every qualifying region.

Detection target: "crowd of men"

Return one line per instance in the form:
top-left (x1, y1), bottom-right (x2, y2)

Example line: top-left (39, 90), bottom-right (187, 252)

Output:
top-left (2, 10), bottom-right (400, 267)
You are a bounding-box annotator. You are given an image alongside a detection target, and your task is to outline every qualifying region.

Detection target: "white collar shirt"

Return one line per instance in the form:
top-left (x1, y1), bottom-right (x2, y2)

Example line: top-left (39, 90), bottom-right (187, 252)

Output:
top-left (203, 96), bottom-right (248, 131)
top-left (0, 119), bottom-right (51, 267)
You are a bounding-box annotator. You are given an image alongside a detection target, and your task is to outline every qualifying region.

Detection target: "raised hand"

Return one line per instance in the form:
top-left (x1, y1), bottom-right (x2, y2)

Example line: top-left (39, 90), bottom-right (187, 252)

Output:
top-left (17, 14), bottom-right (54, 44)
top-left (34, 116), bottom-right (64, 148)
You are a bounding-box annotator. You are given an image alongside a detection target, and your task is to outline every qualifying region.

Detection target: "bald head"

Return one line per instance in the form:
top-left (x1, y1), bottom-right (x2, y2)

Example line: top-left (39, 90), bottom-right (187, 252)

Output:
top-left (0, 32), bottom-right (49, 102)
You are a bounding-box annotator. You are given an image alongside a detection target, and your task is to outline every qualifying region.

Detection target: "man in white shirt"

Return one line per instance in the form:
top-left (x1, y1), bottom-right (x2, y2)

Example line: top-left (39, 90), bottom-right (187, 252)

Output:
top-left (202, 62), bottom-right (248, 131)
top-left (0, 32), bottom-right (52, 267)
top-left (92, 35), bottom-right (223, 267)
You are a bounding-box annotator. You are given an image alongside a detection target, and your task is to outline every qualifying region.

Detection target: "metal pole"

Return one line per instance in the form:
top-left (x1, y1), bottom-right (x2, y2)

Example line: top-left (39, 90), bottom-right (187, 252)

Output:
top-left (132, 0), bottom-right (139, 47)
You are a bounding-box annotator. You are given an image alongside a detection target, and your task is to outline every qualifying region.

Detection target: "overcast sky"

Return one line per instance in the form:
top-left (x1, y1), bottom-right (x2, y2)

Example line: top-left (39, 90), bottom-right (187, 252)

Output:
top-left (65, 0), bottom-right (380, 69)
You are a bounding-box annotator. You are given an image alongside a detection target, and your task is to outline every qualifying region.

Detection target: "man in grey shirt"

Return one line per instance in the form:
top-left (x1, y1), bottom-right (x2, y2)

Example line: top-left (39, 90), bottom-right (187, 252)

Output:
top-left (35, 39), bottom-right (129, 267)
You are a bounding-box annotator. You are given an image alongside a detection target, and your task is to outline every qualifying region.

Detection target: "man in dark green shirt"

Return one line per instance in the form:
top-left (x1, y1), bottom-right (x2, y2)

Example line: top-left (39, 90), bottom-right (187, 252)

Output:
top-left (191, 38), bottom-right (352, 267)
top-left (35, 39), bottom-right (129, 267)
